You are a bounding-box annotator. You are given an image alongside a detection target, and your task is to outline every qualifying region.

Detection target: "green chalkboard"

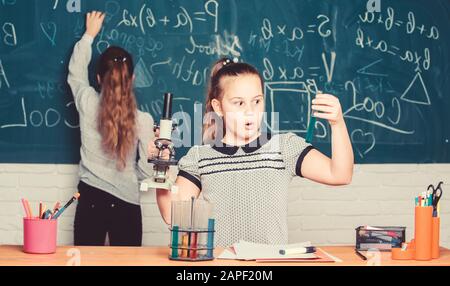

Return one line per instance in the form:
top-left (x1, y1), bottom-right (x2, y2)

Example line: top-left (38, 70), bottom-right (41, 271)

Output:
top-left (0, 0), bottom-right (449, 163)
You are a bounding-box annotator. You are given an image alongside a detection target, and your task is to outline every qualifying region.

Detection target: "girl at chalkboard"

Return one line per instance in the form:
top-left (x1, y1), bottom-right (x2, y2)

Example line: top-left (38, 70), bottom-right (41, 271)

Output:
top-left (68, 11), bottom-right (157, 246)
top-left (153, 58), bottom-right (354, 247)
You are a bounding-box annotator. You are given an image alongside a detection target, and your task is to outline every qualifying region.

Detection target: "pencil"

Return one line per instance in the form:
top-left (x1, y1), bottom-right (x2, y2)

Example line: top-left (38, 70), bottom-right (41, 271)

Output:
top-left (355, 249), bottom-right (367, 261)
top-left (39, 202), bottom-right (43, 219)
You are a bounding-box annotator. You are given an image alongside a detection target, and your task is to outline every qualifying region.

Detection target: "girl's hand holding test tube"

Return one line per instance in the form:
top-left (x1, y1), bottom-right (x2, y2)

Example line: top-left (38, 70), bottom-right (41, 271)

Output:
top-left (311, 92), bottom-right (344, 127)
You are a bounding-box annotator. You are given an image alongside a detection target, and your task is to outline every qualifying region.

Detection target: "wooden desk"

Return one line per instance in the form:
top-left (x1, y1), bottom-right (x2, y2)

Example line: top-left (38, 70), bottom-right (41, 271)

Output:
top-left (0, 245), bottom-right (449, 266)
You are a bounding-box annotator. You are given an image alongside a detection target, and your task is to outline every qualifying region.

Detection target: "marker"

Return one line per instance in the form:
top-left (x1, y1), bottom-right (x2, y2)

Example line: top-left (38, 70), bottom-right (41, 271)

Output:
top-left (279, 246), bottom-right (316, 255)
top-left (52, 193), bottom-right (80, 219)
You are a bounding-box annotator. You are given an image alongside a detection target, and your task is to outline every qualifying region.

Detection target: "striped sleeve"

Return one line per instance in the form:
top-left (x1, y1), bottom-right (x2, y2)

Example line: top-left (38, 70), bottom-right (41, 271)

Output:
top-left (177, 146), bottom-right (201, 189)
top-left (281, 133), bottom-right (315, 177)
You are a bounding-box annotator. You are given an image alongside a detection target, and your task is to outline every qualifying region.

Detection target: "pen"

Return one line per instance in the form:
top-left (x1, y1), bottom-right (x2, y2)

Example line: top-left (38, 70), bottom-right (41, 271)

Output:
top-left (52, 192), bottom-right (80, 219)
top-left (355, 249), bottom-right (367, 261)
top-left (279, 246), bottom-right (316, 255)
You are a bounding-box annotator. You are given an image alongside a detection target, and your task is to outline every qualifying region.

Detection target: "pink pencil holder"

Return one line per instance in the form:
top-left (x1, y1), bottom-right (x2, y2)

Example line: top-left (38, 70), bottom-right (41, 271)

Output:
top-left (23, 218), bottom-right (57, 254)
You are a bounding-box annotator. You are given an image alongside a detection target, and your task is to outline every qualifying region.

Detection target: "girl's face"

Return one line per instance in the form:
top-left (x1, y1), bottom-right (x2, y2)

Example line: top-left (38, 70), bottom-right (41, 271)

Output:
top-left (212, 74), bottom-right (265, 145)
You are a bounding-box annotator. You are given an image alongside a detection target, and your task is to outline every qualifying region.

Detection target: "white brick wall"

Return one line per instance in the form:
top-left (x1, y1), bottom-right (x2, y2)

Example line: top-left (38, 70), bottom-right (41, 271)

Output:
top-left (0, 163), bottom-right (449, 248)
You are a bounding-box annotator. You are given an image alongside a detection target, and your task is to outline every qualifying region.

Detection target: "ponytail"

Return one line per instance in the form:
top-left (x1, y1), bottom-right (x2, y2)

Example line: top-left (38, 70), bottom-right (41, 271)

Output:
top-left (97, 47), bottom-right (137, 170)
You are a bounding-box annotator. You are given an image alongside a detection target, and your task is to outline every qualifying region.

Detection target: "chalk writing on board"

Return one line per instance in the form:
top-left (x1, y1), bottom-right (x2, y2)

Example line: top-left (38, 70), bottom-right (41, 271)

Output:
top-left (264, 80), bottom-right (317, 133)
top-left (351, 129), bottom-right (376, 158)
top-left (53, 0), bottom-right (80, 13)
top-left (185, 31), bottom-right (242, 58)
top-left (1, 0), bottom-right (16, 6)
top-left (0, 97), bottom-right (78, 129)
top-left (40, 22), bottom-right (57, 46)
top-left (359, 7), bottom-right (440, 40)
top-left (343, 80), bottom-right (414, 135)
top-left (356, 59), bottom-right (388, 77)
top-left (134, 58), bottom-right (153, 89)
top-left (2, 22), bottom-right (17, 46)
top-left (0, 0), bottom-right (448, 163)
top-left (355, 27), bottom-right (431, 72)
top-left (400, 72), bottom-right (431, 106)
top-left (96, 26), bottom-right (164, 57)
top-left (0, 60), bottom-right (10, 89)
top-left (115, 0), bottom-right (219, 34)
top-left (36, 81), bottom-right (65, 100)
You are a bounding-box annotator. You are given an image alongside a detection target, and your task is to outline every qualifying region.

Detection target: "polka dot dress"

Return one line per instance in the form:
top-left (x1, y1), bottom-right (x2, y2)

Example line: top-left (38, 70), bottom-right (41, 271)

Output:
top-left (177, 133), bottom-right (315, 247)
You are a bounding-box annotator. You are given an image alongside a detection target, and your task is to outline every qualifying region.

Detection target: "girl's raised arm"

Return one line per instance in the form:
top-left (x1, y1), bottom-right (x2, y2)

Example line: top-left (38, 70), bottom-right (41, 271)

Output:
top-left (67, 11), bottom-right (105, 111)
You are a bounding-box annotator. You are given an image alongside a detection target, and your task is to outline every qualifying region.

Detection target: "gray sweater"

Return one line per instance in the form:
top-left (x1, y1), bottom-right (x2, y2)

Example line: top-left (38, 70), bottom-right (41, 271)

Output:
top-left (67, 34), bottom-right (154, 205)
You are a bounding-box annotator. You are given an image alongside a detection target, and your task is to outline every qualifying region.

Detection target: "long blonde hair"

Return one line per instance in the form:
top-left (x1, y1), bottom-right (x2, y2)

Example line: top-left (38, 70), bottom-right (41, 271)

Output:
top-left (203, 58), bottom-right (264, 144)
top-left (96, 46), bottom-right (137, 170)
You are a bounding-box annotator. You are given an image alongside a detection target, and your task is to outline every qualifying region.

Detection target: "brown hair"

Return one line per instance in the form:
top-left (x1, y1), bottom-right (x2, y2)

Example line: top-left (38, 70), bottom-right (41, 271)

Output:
top-left (96, 46), bottom-right (136, 170)
top-left (203, 58), bottom-right (264, 144)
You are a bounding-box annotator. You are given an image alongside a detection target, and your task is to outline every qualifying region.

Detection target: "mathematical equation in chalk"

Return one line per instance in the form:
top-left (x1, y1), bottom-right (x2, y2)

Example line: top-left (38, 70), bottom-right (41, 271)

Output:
top-left (0, 0), bottom-right (447, 161)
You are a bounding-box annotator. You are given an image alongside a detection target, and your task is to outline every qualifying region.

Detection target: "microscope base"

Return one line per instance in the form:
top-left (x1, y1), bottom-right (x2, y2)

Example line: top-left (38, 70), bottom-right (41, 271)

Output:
top-left (140, 178), bottom-right (173, 192)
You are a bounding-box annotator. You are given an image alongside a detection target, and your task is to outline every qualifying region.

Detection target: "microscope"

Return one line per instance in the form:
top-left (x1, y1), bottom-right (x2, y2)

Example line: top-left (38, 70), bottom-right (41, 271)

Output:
top-left (140, 93), bottom-right (178, 192)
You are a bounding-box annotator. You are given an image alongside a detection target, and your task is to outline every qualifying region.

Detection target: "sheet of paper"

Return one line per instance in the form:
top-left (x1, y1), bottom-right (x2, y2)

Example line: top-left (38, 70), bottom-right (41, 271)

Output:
top-left (217, 248), bottom-right (237, 260)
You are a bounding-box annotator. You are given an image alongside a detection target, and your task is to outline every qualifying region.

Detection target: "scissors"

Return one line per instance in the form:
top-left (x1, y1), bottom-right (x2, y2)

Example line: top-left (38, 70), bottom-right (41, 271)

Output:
top-left (427, 181), bottom-right (443, 217)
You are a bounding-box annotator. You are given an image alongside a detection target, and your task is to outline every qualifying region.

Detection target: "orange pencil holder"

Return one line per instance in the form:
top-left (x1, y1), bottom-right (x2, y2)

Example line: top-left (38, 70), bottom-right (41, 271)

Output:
top-left (414, 206), bottom-right (432, 260)
top-left (392, 206), bottom-right (441, 261)
top-left (431, 216), bottom-right (440, 259)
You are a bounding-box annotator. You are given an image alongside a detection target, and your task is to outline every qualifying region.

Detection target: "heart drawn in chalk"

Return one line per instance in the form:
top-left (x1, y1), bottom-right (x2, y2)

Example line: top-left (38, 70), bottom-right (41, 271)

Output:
top-left (40, 22), bottom-right (57, 46)
top-left (351, 129), bottom-right (376, 158)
